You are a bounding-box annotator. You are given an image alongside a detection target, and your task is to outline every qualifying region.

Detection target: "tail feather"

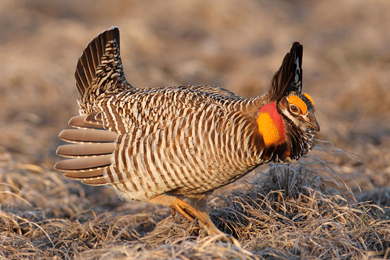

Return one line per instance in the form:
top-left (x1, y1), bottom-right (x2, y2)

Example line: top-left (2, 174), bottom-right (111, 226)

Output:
top-left (56, 26), bottom-right (136, 186)
top-left (75, 26), bottom-right (133, 113)
top-left (75, 26), bottom-right (119, 98)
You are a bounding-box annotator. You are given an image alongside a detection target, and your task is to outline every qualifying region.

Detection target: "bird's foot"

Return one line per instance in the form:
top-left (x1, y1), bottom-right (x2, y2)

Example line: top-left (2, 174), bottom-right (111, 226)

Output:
top-left (170, 198), bottom-right (195, 222)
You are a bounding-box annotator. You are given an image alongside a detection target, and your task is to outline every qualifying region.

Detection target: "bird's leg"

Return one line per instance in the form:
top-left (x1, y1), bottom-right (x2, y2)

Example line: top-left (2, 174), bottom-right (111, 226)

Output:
top-left (148, 194), bottom-right (222, 236)
top-left (186, 196), bottom-right (248, 249)
top-left (148, 194), bottom-right (194, 222)
top-left (170, 198), bottom-right (195, 222)
top-left (186, 195), bottom-right (223, 236)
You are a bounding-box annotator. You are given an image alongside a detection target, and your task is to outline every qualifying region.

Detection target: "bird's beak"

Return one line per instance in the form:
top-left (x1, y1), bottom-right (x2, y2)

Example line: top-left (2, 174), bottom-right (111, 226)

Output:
top-left (307, 114), bottom-right (320, 132)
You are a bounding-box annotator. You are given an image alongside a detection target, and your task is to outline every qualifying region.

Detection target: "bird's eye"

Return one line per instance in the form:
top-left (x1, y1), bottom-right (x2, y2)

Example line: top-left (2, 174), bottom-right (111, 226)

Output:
top-left (291, 105), bottom-right (299, 113)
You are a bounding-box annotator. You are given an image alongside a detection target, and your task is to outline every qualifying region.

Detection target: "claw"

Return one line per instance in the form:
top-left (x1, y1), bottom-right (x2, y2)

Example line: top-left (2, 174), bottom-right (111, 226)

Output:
top-left (171, 198), bottom-right (195, 222)
top-left (148, 195), bottom-right (222, 236)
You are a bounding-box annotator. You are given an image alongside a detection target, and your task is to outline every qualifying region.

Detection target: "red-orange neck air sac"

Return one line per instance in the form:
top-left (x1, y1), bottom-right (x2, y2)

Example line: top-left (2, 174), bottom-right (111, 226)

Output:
top-left (257, 102), bottom-right (286, 147)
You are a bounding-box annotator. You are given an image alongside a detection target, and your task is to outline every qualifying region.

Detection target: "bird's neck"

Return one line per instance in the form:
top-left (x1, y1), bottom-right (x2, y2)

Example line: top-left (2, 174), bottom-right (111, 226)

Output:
top-left (256, 101), bottom-right (286, 147)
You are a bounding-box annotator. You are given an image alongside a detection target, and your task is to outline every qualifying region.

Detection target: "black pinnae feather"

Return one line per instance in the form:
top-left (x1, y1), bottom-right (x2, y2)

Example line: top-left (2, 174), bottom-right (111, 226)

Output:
top-left (269, 42), bottom-right (303, 101)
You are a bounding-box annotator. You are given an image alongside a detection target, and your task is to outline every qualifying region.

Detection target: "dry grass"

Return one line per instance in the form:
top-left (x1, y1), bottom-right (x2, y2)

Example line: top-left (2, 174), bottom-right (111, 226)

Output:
top-left (1, 143), bottom-right (389, 259)
top-left (1, 0), bottom-right (390, 259)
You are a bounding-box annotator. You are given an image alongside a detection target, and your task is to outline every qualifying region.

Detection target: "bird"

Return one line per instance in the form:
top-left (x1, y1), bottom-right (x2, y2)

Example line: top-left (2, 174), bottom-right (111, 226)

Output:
top-left (55, 26), bottom-right (319, 236)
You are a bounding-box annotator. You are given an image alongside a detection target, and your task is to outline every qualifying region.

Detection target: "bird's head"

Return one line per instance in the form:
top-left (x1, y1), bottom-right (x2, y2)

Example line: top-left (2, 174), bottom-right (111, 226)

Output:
top-left (278, 92), bottom-right (319, 133)
top-left (256, 43), bottom-right (319, 160)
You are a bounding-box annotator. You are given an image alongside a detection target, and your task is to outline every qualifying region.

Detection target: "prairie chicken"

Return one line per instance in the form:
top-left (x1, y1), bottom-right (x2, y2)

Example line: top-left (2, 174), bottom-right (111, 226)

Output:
top-left (55, 26), bottom-right (319, 236)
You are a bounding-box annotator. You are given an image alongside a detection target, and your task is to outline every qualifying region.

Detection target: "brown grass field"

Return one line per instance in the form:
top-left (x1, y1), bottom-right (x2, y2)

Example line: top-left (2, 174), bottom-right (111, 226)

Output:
top-left (1, 0), bottom-right (390, 259)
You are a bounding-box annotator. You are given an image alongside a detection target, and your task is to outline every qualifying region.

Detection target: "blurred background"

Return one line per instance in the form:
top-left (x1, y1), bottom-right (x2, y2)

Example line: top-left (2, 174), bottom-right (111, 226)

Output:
top-left (0, 0), bottom-right (389, 193)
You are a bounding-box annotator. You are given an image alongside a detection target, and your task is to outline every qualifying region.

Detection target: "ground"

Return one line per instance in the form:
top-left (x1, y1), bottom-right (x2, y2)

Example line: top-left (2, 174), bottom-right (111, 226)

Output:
top-left (1, 0), bottom-right (390, 259)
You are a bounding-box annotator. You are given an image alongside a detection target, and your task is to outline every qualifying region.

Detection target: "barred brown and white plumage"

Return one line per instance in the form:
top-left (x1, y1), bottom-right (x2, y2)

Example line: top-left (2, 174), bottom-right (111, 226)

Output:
top-left (55, 26), bottom-right (319, 235)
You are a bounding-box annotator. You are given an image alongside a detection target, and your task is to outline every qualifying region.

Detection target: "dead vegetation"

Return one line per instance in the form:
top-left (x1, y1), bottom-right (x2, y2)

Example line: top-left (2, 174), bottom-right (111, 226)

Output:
top-left (1, 0), bottom-right (390, 259)
top-left (1, 143), bottom-right (389, 259)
